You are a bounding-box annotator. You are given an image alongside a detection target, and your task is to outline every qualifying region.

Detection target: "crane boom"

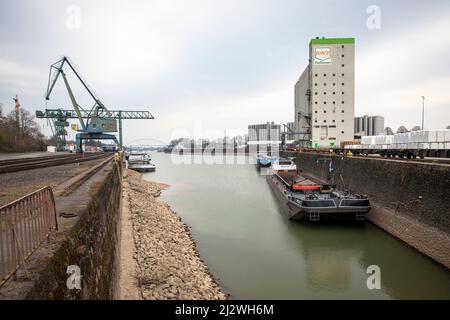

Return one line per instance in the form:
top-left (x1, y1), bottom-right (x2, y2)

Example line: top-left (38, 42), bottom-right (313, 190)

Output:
top-left (45, 56), bottom-right (103, 108)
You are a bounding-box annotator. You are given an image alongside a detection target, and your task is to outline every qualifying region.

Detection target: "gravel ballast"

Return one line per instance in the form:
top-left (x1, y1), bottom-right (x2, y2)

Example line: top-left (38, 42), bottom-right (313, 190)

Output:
top-left (122, 169), bottom-right (226, 300)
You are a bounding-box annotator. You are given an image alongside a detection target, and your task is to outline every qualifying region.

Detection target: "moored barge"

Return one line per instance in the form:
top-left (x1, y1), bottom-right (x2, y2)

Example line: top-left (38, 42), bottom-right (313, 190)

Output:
top-left (267, 171), bottom-right (370, 222)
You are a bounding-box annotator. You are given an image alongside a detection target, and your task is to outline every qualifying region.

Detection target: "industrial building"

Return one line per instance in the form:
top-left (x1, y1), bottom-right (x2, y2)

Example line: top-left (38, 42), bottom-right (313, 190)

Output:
top-left (295, 37), bottom-right (355, 148)
top-left (285, 122), bottom-right (296, 140)
top-left (248, 122), bottom-right (281, 144)
top-left (354, 115), bottom-right (385, 137)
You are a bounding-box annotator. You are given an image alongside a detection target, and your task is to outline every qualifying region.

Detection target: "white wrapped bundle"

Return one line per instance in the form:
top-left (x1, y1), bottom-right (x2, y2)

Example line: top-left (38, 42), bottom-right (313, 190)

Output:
top-left (436, 130), bottom-right (449, 142)
top-left (361, 136), bottom-right (371, 145)
top-left (386, 135), bottom-right (393, 145)
top-left (427, 130), bottom-right (438, 143)
top-left (418, 143), bottom-right (430, 150)
top-left (445, 130), bottom-right (450, 142)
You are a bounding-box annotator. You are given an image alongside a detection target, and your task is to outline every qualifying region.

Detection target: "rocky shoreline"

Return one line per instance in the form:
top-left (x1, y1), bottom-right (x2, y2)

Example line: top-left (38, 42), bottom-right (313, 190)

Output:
top-left (120, 169), bottom-right (226, 300)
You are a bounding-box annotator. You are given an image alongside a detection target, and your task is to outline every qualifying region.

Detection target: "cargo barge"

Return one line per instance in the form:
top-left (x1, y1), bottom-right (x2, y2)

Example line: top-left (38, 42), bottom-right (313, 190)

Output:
top-left (126, 152), bottom-right (156, 172)
top-left (267, 171), bottom-right (370, 222)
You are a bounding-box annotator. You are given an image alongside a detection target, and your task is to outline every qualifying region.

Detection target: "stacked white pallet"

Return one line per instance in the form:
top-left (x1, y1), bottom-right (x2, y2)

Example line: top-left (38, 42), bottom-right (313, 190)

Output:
top-left (345, 130), bottom-right (450, 150)
top-left (445, 130), bottom-right (450, 149)
top-left (409, 130), bottom-right (450, 149)
top-left (392, 132), bottom-right (410, 149)
top-left (433, 129), bottom-right (450, 149)
top-left (361, 136), bottom-right (375, 146)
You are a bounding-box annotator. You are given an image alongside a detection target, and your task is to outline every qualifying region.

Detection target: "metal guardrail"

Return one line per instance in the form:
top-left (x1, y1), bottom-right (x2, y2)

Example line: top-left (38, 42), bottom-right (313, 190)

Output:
top-left (0, 186), bottom-right (58, 287)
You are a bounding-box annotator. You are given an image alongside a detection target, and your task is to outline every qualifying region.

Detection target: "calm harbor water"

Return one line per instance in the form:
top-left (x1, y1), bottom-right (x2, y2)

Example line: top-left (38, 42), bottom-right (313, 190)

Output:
top-left (143, 153), bottom-right (450, 299)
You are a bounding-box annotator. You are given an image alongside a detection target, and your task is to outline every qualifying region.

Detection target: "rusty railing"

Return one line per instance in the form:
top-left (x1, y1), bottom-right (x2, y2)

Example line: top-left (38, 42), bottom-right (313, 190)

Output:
top-left (0, 186), bottom-right (58, 287)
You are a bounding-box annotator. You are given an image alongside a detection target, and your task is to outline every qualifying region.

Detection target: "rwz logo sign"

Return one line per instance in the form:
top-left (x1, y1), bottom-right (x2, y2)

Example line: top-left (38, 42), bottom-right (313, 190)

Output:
top-left (314, 47), bottom-right (332, 65)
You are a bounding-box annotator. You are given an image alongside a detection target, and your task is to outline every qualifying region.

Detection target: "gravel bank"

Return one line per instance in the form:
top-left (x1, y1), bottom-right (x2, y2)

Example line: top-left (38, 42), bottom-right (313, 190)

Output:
top-left (123, 169), bottom-right (226, 300)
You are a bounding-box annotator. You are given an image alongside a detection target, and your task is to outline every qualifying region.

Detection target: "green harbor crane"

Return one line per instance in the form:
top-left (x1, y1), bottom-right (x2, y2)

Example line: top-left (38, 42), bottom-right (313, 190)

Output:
top-left (36, 56), bottom-right (154, 152)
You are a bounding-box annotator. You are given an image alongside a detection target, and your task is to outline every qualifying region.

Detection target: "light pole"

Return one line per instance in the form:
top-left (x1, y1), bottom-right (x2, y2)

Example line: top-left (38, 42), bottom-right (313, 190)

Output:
top-left (421, 96), bottom-right (425, 130)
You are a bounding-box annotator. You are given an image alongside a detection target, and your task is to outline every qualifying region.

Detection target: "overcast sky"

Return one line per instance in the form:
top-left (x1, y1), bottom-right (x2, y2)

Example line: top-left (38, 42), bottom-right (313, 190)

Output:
top-left (1, 0), bottom-right (450, 144)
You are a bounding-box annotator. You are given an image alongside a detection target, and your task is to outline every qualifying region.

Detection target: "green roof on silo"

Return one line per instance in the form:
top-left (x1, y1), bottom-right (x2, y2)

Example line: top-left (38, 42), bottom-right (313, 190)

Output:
top-left (310, 38), bottom-right (355, 45)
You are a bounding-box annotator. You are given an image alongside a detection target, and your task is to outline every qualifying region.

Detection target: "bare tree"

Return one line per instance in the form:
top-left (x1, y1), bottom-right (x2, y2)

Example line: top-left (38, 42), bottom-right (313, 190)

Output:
top-left (0, 107), bottom-right (46, 152)
top-left (397, 126), bottom-right (409, 133)
top-left (384, 127), bottom-right (394, 135)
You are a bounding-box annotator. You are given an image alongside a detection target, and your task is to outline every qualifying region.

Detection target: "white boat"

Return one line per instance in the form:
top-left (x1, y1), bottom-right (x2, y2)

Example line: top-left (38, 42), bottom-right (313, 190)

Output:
top-left (270, 158), bottom-right (297, 172)
top-left (127, 153), bottom-right (156, 172)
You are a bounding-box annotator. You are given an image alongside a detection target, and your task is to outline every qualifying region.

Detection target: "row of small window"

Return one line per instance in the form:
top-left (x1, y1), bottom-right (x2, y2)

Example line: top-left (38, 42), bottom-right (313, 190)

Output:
top-left (314, 119), bottom-right (346, 123)
top-left (314, 91), bottom-right (345, 96)
top-left (314, 73), bottom-right (345, 77)
top-left (314, 125), bottom-right (345, 134)
top-left (315, 101), bottom-right (345, 105)
top-left (315, 82), bottom-right (345, 87)
top-left (315, 110), bottom-right (345, 113)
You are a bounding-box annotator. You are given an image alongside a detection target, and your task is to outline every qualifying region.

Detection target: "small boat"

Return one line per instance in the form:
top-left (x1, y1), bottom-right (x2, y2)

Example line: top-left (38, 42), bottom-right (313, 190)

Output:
top-left (256, 154), bottom-right (278, 168)
top-left (127, 152), bottom-right (156, 172)
top-left (270, 158), bottom-right (297, 172)
top-left (267, 171), bottom-right (370, 222)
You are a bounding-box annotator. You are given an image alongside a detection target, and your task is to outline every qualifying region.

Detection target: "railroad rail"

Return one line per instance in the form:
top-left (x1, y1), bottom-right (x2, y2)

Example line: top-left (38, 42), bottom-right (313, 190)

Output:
top-left (0, 153), bottom-right (78, 166)
top-left (283, 150), bottom-right (450, 166)
top-left (0, 152), bottom-right (111, 174)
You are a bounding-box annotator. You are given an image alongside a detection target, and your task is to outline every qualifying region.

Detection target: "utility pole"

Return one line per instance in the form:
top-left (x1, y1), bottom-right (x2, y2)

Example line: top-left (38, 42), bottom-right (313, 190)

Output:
top-left (421, 96), bottom-right (425, 130)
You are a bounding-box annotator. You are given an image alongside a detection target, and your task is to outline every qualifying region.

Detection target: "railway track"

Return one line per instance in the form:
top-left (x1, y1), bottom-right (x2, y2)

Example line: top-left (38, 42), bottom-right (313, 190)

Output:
top-left (353, 155), bottom-right (450, 166)
top-left (284, 151), bottom-right (450, 166)
top-left (0, 152), bottom-right (112, 174)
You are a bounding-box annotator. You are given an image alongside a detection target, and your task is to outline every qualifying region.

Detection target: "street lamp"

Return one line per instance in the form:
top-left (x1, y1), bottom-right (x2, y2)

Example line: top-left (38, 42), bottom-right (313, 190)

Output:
top-left (421, 96), bottom-right (425, 130)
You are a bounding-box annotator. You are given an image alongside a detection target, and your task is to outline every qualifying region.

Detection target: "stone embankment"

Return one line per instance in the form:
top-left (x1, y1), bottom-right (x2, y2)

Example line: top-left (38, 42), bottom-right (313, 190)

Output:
top-left (120, 169), bottom-right (226, 300)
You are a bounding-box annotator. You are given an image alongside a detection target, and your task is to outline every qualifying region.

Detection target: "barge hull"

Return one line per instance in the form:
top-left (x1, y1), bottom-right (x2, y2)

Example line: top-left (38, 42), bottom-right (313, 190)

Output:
top-left (266, 175), bottom-right (369, 222)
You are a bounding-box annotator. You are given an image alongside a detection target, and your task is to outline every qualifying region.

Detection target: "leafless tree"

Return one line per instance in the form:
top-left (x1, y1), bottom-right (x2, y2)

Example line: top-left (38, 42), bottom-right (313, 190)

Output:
top-left (384, 127), bottom-right (394, 135)
top-left (397, 126), bottom-right (409, 133)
